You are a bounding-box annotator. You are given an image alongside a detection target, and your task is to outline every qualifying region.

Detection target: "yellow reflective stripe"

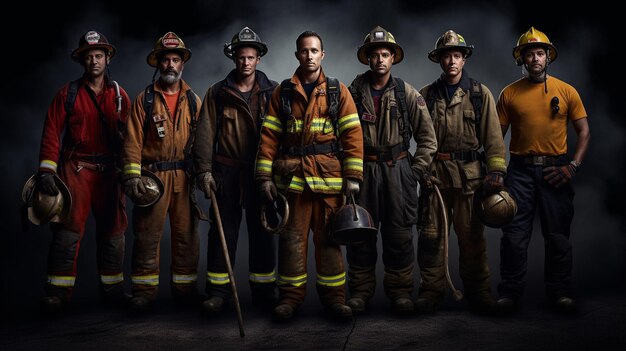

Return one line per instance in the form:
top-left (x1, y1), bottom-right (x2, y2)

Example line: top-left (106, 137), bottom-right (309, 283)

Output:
top-left (343, 157), bottom-right (363, 172)
top-left (47, 275), bottom-right (75, 287)
top-left (207, 272), bottom-right (230, 285)
top-left (123, 163), bottom-right (142, 176)
top-left (317, 272), bottom-right (346, 287)
top-left (172, 273), bottom-right (197, 284)
top-left (39, 159), bottom-right (58, 172)
top-left (262, 115), bottom-right (283, 133)
top-left (288, 176), bottom-right (305, 191)
top-left (249, 271), bottom-right (276, 283)
top-left (337, 113), bottom-right (360, 134)
top-left (100, 273), bottom-right (124, 285)
top-left (278, 273), bottom-right (307, 287)
top-left (305, 177), bottom-right (343, 192)
top-left (131, 274), bottom-right (159, 286)
top-left (310, 118), bottom-right (331, 133)
top-left (286, 119), bottom-right (304, 133)
top-left (487, 156), bottom-right (507, 171)
top-left (256, 158), bottom-right (273, 173)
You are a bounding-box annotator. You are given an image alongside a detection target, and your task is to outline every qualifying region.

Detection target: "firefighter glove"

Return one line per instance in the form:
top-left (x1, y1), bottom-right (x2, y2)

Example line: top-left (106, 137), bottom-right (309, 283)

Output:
top-left (124, 177), bottom-right (146, 199)
top-left (344, 179), bottom-right (360, 199)
top-left (198, 172), bottom-right (217, 199)
top-left (419, 173), bottom-right (441, 192)
top-left (37, 172), bottom-right (59, 196)
top-left (482, 171), bottom-right (505, 196)
top-left (259, 180), bottom-right (277, 202)
top-left (543, 164), bottom-right (576, 188)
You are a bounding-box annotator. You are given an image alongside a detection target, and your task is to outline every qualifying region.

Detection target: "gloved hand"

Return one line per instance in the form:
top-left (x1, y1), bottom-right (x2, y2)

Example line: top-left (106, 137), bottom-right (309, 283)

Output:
top-left (37, 172), bottom-right (59, 196)
top-left (543, 164), bottom-right (577, 188)
top-left (344, 179), bottom-right (360, 200)
top-left (259, 180), bottom-right (278, 202)
top-left (419, 173), bottom-right (441, 193)
top-left (198, 172), bottom-right (217, 199)
top-left (482, 171), bottom-right (505, 196)
top-left (124, 177), bottom-right (146, 199)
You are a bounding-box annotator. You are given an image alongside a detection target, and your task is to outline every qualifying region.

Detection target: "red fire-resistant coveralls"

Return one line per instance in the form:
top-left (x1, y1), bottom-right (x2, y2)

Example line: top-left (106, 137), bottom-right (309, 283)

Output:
top-left (38, 75), bottom-right (130, 301)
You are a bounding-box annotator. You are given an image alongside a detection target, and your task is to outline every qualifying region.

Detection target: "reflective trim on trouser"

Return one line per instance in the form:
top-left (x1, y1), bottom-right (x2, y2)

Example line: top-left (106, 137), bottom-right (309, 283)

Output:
top-left (207, 272), bottom-right (230, 285)
top-left (131, 274), bottom-right (159, 286)
top-left (317, 272), bottom-right (346, 287)
top-left (100, 273), bottom-right (124, 285)
top-left (172, 273), bottom-right (197, 285)
top-left (278, 273), bottom-right (307, 287)
top-left (250, 271), bottom-right (276, 284)
top-left (47, 275), bottom-right (76, 287)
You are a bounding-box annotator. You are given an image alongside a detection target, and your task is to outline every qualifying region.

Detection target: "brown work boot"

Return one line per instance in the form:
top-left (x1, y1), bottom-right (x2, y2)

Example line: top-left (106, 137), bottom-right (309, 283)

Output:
top-left (202, 296), bottom-right (225, 316)
top-left (391, 297), bottom-right (414, 316)
top-left (552, 296), bottom-right (577, 314)
top-left (346, 297), bottom-right (367, 315)
top-left (414, 292), bottom-right (442, 315)
top-left (272, 303), bottom-right (296, 322)
top-left (129, 296), bottom-right (152, 313)
top-left (325, 303), bottom-right (353, 322)
top-left (41, 296), bottom-right (66, 314)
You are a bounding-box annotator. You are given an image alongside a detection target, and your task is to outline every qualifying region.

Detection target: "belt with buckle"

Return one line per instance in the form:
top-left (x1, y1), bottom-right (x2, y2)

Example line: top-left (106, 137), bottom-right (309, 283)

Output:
top-left (512, 155), bottom-right (561, 166)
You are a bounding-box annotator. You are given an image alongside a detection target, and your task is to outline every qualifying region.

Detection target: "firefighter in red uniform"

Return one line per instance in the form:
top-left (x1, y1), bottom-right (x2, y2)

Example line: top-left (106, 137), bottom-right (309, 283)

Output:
top-left (122, 32), bottom-right (203, 312)
top-left (255, 31), bottom-right (364, 322)
top-left (37, 30), bottom-right (130, 313)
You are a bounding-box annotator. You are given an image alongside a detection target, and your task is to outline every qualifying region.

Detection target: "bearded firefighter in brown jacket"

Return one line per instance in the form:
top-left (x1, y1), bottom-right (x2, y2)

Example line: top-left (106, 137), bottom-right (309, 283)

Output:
top-left (193, 27), bottom-right (278, 315)
top-left (122, 32), bottom-right (203, 312)
top-left (255, 31), bottom-right (364, 322)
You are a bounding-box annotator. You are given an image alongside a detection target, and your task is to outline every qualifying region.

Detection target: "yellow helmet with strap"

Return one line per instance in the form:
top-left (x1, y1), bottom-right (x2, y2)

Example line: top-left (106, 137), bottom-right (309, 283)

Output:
top-left (513, 27), bottom-right (558, 66)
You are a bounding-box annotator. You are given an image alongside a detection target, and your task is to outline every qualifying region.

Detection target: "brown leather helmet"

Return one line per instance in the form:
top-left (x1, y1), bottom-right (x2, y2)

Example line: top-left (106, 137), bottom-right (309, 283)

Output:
top-left (428, 30), bottom-right (474, 63)
top-left (146, 32), bottom-right (192, 67)
top-left (331, 196), bottom-right (377, 245)
top-left (22, 173), bottom-right (72, 225)
top-left (71, 30), bottom-right (116, 62)
top-left (473, 185), bottom-right (517, 228)
top-left (127, 169), bottom-right (164, 207)
top-left (357, 25), bottom-right (404, 65)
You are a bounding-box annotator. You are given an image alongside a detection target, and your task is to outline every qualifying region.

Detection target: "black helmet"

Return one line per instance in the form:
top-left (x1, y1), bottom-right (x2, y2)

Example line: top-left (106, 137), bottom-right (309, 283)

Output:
top-left (473, 185), bottom-right (517, 228)
top-left (331, 196), bottom-right (377, 245)
top-left (224, 27), bottom-right (268, 59)
top-left (71, 30), bottom-right (117, 62)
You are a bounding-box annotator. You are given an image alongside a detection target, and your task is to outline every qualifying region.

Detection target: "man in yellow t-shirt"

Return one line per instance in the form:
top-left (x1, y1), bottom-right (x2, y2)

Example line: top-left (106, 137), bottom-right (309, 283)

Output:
top-left (496, 27), bottom-right (590, 314)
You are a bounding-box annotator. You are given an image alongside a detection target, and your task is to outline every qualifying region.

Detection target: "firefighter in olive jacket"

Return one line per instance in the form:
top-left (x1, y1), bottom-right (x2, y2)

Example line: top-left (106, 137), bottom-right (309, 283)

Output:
top-left (346, 26), bottom-right (437, 315)
top-left (416, 30), bottom-right (507, 315)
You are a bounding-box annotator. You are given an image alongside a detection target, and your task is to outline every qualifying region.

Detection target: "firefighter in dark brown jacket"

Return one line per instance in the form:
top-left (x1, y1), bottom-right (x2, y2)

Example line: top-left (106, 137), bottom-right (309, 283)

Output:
top-left (255, 31), bottom-right (364, 322)
top-left (416, 30), bottom-right (507, 315)
top-left (193, 27), bottom-right (278, 315)
top-left (346, 26), bottom-right (437, 315)
top-left (121, 32), bottom-right (203, 312)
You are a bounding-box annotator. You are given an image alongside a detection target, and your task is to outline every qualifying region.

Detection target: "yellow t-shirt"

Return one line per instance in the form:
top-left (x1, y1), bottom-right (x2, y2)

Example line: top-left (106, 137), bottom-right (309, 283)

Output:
top-left (497, 76), bottom-right (587, 156)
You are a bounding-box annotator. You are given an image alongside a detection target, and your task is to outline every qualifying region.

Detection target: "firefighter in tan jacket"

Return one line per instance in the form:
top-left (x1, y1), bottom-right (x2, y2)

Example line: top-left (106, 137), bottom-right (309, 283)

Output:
top-left (417, 30), bottom-right (507, 315)
top-left (255, 31), bottom-right (364, 322)
top-left (346, 26), bottom-right (437, 315)
top-left (121, 32), bottom-right (202, 312)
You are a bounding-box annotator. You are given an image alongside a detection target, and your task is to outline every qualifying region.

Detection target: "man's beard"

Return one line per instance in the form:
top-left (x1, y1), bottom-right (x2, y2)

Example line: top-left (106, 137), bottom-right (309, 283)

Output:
top-left (161, 70), bottom-right (182, 84)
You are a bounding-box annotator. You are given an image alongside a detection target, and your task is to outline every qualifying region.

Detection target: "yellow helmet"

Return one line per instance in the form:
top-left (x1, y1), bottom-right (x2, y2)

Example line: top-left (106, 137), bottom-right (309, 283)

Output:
top-left (146, 32), bottom-right (192, 67)
top-left (428, 30), bottom-right (473, 63)
top-left (513, 27), bottom-right (558, 66)
top-left (357, 26), bottom-right (404, 65)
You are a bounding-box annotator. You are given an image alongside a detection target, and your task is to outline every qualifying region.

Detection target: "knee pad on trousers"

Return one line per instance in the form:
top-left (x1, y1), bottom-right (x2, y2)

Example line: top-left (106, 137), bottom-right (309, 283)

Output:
top-left (98, 235), bottom-right (125, 272)
top-left (48, 229), bottom-right (80, 272)
top-left (382, 230), bottom-right (414, 270)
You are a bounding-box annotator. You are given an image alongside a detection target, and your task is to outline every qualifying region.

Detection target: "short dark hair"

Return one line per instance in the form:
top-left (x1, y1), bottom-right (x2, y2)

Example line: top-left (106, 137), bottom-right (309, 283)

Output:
top-left (296, 31), bottom-right (324, 51)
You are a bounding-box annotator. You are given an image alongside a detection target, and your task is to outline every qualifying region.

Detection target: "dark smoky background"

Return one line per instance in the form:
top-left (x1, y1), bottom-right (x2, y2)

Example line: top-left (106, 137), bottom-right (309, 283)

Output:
top-left (1, 0), bottom-right (622, 317)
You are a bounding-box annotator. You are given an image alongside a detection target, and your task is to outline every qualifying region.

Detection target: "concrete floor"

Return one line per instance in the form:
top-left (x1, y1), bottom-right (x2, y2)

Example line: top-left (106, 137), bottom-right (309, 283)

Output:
top-left (2, 293), bottom-right (624, 351)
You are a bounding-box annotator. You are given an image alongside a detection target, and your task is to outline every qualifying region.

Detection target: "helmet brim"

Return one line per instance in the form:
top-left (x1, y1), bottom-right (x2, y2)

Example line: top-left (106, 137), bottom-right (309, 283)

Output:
top-left (428, 45), bottom-right (473, 63)
top-left (224, 41), bottom-right (268, 59)
top-left (146, 48), bottom-right (192, 67)
top-left (512, 43), bottom-right (558, 66)
top-left (357, 42), bottom-right (404, 65)
top-left (71, 44), bottom-right (117, 62)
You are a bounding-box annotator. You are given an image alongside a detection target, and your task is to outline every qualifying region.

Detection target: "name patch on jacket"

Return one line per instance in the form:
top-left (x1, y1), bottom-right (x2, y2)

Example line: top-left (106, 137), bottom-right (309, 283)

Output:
top-left (361, 112), bottom-right (377, 123)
